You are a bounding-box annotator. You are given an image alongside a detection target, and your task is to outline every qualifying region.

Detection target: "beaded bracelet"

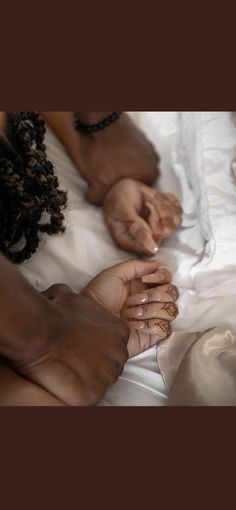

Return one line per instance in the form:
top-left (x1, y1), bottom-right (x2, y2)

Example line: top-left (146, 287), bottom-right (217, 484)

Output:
top-left (74, 112), bottom-right (122, 134)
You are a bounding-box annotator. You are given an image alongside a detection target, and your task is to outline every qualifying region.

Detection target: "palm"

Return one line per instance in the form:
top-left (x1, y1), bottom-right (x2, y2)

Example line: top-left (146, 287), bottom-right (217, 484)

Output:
top-left (82, 270), bottom-right (131, 316)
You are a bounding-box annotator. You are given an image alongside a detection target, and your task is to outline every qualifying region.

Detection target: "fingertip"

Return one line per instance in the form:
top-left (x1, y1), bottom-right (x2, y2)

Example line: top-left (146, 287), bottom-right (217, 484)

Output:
top-left (139, 231), bottom-right (159, 255)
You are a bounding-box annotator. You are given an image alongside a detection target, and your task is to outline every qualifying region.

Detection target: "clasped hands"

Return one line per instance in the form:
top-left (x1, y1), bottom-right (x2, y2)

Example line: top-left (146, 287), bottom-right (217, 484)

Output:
top-left (42, 112), bottom-right (183, 255)
top-left (77, 113), bottom-right (182, 255)
top-left (11, 260), bottom-right (179, 406)
top-left (15, 111), bottom-right (182, 406)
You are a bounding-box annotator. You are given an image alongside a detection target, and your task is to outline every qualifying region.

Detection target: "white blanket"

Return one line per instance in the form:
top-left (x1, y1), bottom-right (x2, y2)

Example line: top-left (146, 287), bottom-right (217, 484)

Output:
top-left (19, 112), bottom-right (236, 406)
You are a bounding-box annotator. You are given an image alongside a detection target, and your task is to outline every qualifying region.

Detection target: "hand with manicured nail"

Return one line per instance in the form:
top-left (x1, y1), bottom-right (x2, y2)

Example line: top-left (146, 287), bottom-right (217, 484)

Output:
top-left (82, 259), bottom-right (179, 358)
top-left (103, 179), bottom-right (182, 256)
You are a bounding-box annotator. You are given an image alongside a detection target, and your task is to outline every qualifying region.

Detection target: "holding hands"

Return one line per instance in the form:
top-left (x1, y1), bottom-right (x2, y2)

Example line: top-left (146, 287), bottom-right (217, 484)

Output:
top-left (41, 113), bottom-right (182, 255)
top-left (0, 260), bottom-right (179, 405)
top-left (83, 260), bottom-right (179, 358)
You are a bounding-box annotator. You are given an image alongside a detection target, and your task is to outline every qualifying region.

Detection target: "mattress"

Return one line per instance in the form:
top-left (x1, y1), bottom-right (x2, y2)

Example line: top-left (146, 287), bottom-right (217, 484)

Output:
top-left (19, 112), bottom-right (236, 406)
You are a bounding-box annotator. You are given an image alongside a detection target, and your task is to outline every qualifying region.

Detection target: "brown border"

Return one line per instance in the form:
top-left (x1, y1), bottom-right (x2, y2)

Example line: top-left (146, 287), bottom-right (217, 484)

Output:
top-left (1, 10), bottom-right (235, 499)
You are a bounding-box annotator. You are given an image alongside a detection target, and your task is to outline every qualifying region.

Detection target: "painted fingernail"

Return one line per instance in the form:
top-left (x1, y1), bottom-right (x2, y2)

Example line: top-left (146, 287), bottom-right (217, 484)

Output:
top-left (142, 272), bottom-right (165, 284)
top-left (125, 293), bottom-right (149, 306)
top-left (142, 241), bottom-right (159, 254)
top-left (128, 320), bottom-right (145, 330)
top-left (141, 232), bottom-right (159, 254)
top-left (123, 307), bottom-right (143, 319)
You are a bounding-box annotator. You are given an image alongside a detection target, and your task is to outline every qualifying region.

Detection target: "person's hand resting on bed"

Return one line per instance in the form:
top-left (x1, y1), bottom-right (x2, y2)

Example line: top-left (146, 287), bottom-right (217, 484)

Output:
top-left (77, 113), bottom-right (160, 205)
top-left (0, 259), bottom-right (178, 405)
top-left (41, 112), bottom-right (160, 205)
top-left (103, 179), bottom-right (182, 255)
top-left (82, 259), bottom-right (179, 358)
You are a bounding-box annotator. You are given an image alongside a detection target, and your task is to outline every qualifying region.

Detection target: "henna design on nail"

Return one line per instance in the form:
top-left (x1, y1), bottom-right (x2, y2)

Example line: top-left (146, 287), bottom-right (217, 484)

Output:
top-left (154, 320), bottom-right (170, 334)
top-left (167, 285), bottom-right (179, 301)
top-left (161, 302), bottom-right (178, 318)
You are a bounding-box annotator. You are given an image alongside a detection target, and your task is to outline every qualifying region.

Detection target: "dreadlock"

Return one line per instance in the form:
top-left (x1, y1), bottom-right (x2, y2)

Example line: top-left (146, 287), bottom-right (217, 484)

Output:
top-left (0, 112), bottom-right (67, 264)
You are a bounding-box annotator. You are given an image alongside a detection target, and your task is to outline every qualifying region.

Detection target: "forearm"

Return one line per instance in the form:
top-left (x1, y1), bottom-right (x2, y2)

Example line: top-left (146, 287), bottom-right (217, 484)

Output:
top-left (41, 112), bottom-right (118, 190)
top-left (41, 112), bottom-right (82, 170)
top-left (41, 112), bottom-right (112, 162)
top-left (41, 112), bottom-right (159, 207)
top-left (0, 254), bottom-right (50, 362)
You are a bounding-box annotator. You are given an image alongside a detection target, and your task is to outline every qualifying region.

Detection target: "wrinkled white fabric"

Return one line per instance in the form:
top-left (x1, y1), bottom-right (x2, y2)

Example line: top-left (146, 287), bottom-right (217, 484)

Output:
top-left (166, 327), bottom-right (236, 406)
top-left (19, 112), bottom-right (236, 406)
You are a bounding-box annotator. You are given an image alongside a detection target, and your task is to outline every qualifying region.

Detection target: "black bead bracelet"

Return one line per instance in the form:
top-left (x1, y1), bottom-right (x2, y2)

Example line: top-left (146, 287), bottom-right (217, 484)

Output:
top-left (74, 112), bottom-right (122, 134)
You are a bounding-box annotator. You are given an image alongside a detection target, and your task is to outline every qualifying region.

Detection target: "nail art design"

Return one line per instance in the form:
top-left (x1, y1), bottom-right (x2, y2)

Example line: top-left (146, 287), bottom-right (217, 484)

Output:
top-left (161, 302), bottom-right (178, 318)
top-left (154, 320), bottom-right (170, 334)
top-left (166, 285), bottom-right (179, 301)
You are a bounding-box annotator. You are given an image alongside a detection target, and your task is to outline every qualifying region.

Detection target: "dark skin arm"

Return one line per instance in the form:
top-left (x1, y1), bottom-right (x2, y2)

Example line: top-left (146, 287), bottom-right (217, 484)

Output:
top-left (0, 259), bottom-right (179, 405)
top-left (41, 112), bottom-right (182, 256)
top-left (41, 112), bottom-right (160, 205)
top-left (0, 253), bottom-right (129, 406)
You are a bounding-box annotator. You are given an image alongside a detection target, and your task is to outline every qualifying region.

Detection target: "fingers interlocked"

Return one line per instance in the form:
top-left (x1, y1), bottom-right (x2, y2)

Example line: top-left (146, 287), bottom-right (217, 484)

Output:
top-left (121, 283), bottom-right (179, 337)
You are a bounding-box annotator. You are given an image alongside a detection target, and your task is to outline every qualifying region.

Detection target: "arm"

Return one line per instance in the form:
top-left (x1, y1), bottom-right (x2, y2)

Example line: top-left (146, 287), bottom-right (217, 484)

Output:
top-left (41, 113), bottom-right (182, 256)
top-left (41, 112), bottom-right (160, 205)
top-left (0, 253), bottom-right (50, 361)
top-left (41, 112), bottom-right (82, 170)
top-left (0, 259), bottom-right (179, 405)
top-left (41, 111), bottom-right (114, 175)
top-left (0, 253), bottom-right (129, 405)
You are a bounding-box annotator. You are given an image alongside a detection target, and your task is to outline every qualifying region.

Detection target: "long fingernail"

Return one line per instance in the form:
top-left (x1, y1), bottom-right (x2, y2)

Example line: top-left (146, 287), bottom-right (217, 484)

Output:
top-left (125, 293), bottom-right (149, 306)
top-left (142, 272), bottom-right (165, 284)
top-left (141, 232), bottom-right (159, 254)
top-left (142, 240), bottom-right (159, 254)
top-left (128, 320), bottom-right (145, 330)
top-left (123, 307), bottom-right (143, 319)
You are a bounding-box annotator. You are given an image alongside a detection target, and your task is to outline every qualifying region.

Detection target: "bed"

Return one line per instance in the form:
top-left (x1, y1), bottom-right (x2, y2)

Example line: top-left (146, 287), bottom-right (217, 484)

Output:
top-left (19, 112), bottom-right (236, 406)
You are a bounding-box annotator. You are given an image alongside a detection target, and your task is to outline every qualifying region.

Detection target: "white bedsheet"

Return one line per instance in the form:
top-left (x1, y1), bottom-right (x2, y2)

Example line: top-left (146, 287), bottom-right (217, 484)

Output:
top-left (19, 112), bottom-right (236, 406)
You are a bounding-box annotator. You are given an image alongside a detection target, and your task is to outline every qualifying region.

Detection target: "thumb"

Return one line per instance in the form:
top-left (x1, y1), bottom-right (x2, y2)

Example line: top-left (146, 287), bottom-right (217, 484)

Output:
top-left (109, 259), bottom-right (162, 284)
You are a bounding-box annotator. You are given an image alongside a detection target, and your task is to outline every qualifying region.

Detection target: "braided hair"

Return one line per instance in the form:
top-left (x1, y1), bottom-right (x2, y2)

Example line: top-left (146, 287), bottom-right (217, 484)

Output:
top-left (0, 112), bottom-right (67, 264)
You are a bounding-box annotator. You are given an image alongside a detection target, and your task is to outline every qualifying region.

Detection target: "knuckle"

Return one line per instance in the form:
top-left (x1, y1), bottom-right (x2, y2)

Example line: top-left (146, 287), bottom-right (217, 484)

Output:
top-left (117, 346), bottom-right (129, 365)
top-left (103, 364), bottom-right (118, 385)
top-left (57, 284), bottom-right (72, 294)
top-left (115, 320), bottom-right (130, 344)
top-left (98, 172), bottom-right (113, 187)
top-left (144, 303), bottom-right (158, 318)
top-left (149, 165), bottom-right (159, 180)
top-left (67, 387), bottom-right (92, 407)
top-left (44, 283), bottom-right (73, 301)
top-left (82, 384), bottom-right (106, 406)
top-left (117, 362), bottom-right (125, 377)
